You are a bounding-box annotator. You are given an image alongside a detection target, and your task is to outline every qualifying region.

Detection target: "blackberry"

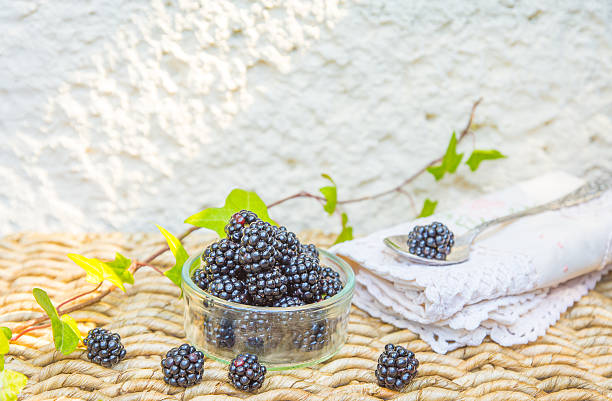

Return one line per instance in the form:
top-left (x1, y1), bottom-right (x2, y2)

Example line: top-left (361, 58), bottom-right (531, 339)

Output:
top-left (235, 312), bottom-right (279, 352)
top-left (83, 328), bottom-right (126, 367)
top-left (204, 317), bottom-right (235, 348)
top-left (191, 268), bottom-right (211, 292)
top-left (273, 226), bottom-right (300, 265)
top-left (406, 222), bottom-right (455, 260)
top-left (238, 220), bottom-right (277, 275)
top-left (375, 344), bottom-right (419, 391)
top-left (207, 276), bottom-right (249, 304)
top-left (225, 210), bottom-right (259, 244)
top-left (272, 296), bottom-right (305, 307)
top-left (300, 243), bottom-right (319, 259)
top-left (292, 322), bottom-right (327, 351)
top-left (161, 344), bottom-right (204, 388)
top-left (201, 239), bottom-right (242, 279)
top-left (319, 277), bottom-right (343, 300)
top-left (245, 268), bottom-right (288, 306)
top-left (321, 266), bottom-right (340, 281)
top-left (228, 353), bottom-right (266, 392)
top-left (282, 254), bottom-right (321, 303)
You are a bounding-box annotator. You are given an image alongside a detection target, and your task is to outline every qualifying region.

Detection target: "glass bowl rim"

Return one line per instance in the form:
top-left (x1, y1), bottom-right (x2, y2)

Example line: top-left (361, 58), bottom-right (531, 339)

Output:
top-left (181, 247), bottom-right (355, 313)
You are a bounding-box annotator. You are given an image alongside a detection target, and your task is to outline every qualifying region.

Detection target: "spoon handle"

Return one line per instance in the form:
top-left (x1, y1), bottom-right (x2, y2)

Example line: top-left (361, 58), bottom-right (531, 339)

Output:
top-left (470, 173), bottom-right (612, 239)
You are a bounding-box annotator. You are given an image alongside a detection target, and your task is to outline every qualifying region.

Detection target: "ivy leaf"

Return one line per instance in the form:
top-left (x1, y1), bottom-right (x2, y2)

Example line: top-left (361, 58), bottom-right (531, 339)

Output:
top-left (333, 213), bottom-right (354, 245)
top-left (105, 253), bottom-right (134, 286)
top-left (32, 288), bottom-right (81, 355)
top-left (465, 149), bottom-right (506, 171)
top-left (417, 198), bottom-right (438, 218)
top-left (185, 189), bottom-right (276, 237)
top-left (67, 253), bottom-right (133, 292)
top-left (0, 369), bottom-right (28, 401)
top-left (427, 132), bottom-right (464, 181)
top-left (156, 225), bottom-right (189, 290)
top-left (0, 327), bottom-right (10, 371)
top-left (319, 174), bottom-right (337, 215)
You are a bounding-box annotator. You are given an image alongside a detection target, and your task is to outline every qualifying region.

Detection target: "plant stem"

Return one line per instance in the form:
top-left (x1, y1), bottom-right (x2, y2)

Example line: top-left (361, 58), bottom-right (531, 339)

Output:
top-left (267, 98), bottom-right (482, 209)
top-left (56, 283), bottom-right (102, 312)
top-left (11, 323), bottom-right (51, 342)
top-left (11, 99), bottom-right (482, 341)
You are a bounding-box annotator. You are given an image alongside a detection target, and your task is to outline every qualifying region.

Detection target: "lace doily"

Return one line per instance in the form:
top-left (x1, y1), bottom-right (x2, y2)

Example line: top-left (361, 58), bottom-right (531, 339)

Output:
top-left (332, 173), bottom-right (612, 353)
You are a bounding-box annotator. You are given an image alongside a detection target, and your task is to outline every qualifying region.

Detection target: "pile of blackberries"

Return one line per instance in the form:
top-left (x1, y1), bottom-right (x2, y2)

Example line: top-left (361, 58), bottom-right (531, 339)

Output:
top-left (406, 222), bottom-right (455, 260)
top-left (191, 210), bottom-right (344, 307)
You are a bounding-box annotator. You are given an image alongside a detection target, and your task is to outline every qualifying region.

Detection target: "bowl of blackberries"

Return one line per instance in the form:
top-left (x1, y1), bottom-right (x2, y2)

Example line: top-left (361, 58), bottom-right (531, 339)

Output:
top-left (181, 210), bottom-right (355, 369)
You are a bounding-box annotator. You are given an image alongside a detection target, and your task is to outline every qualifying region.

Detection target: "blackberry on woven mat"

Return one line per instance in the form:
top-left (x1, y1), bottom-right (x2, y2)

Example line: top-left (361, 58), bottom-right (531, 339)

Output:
top-left (282, 254), bottom-right (321, 303)
top-left (407, 221), bottom-right (454, 260)
top-left (201, 238), bottom-right (242, 279)
top-left (161, 343), bottom-right (204, 387)
top-left (228, 353), bottom-right (267, 392)
top-left (204, 317), bottom-right (235, 348)
top-left (238, 220), bottom-right (278, 275)
top-left (245, 268), bottom-right (288, 306)
top-left (225, 210), bottom-right (259, 243)
top-left (83, 328), bottom-right (126, 367)
top-left (375, 344), bottom-right (419, 391)
top-left (191, 268), bottom-right (210, 292)
top-left (207, 276), bottom-right (249, 304)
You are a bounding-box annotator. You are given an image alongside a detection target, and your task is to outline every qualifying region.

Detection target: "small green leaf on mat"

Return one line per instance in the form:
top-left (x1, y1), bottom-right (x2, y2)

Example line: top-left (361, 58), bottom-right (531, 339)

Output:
top-left (333, 213), bottom-right (354, 245)
top-left (0, 327), bottom-right (10, 370)
top-left (0, 369), bottom-right (28, 401)
top-left (417, 198), bottom-right (438, 218)
top-left (319, 174), bottom-right (337, 215)
top-left (157, 225), bottom-right (190, 290)
top-left (465, 149), bottom-right (506, 171)
top-left (185, 189), bottom-right (276, 237)
top-left (67, 253), bottom-right (133, 292)
top-left (427, 132), bottom-right (464, 180)
top-left (32, 288), bottom-right (81, 355)
top-left (60, 315), bottom-right (82, 341)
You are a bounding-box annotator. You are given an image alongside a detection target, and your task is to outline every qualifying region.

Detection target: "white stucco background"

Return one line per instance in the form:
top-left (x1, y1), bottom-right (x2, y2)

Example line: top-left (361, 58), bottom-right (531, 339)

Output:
top-left (1, 0), bottom-right (612, 237)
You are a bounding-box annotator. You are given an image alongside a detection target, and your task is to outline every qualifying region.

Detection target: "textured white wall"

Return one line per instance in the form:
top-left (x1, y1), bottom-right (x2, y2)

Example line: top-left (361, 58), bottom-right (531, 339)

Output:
top-left (1, 0), bottom-right (612, 236)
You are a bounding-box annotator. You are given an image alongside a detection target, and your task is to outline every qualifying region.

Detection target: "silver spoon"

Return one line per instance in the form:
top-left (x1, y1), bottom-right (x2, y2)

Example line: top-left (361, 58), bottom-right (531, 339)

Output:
top-left (383, 175), bottom-right (612, 266)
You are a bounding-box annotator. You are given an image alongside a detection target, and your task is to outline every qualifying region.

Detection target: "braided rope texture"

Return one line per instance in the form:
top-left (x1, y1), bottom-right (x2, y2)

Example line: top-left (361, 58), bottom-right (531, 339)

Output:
top-left (2, 232), bottom-right (612, 400)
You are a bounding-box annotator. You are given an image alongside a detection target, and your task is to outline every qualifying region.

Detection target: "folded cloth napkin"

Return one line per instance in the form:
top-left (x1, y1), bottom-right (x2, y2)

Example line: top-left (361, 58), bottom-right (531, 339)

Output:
top-left (331, 172), bottom-right (612, 353)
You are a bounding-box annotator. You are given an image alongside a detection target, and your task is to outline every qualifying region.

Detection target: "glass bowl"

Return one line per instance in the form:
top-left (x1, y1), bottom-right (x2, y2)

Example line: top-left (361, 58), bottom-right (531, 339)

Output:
top-left (181, 248), bottom-right (355, 370)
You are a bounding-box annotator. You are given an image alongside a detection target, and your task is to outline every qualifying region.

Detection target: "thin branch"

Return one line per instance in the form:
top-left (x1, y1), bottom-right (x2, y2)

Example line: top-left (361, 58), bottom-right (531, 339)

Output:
top-left (11, 98), bottom-right (483, 343)
top-left (57, 283), bottom-right (102, 312)
top-left (268, 98), bottom-right (482, 209)
top-left (11, 323), bottom-right (51, 342)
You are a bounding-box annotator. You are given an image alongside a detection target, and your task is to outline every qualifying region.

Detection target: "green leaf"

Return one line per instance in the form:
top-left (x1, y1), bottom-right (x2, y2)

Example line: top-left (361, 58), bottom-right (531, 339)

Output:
top-left (427, 132), bottom-right (464, 181)
top-left (319, 174), bottom-right (337, 215)
top-left (465, 149), bottom-right (506, 171)
top-left (417, 198), bottom-right (438, 218)
top-left (0, 369), bottom-right (28, 401)
top-left (32, 288), bottom-right (81, 355)
top-left (185, 189), bottom-right (276, 237)
top-left (157, 225), bottom-right (190, 289)
top-left (67, 253), bottom-right (132, 292)
top-left (0, 329), bottom-right (10, 343)
top-left (333, 213), bottom-right (354, 245)
top-left (32, 288), bottom-right (62, 351)
top-left (0, 328), bottom-right (9, 371)
top-left (105, 253), bottom-right (134, 286)
top-left (57, 319), bottom-right (80, 355)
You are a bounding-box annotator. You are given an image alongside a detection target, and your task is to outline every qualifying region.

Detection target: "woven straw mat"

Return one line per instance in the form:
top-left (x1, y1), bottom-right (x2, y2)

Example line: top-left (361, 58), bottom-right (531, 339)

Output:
top-left (2, 232), bottom-right (612, 401)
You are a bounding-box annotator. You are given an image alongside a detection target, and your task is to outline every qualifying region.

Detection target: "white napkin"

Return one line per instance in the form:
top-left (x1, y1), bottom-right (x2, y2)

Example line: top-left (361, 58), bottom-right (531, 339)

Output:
top-left (331, 172), bottom-right (612, 353)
